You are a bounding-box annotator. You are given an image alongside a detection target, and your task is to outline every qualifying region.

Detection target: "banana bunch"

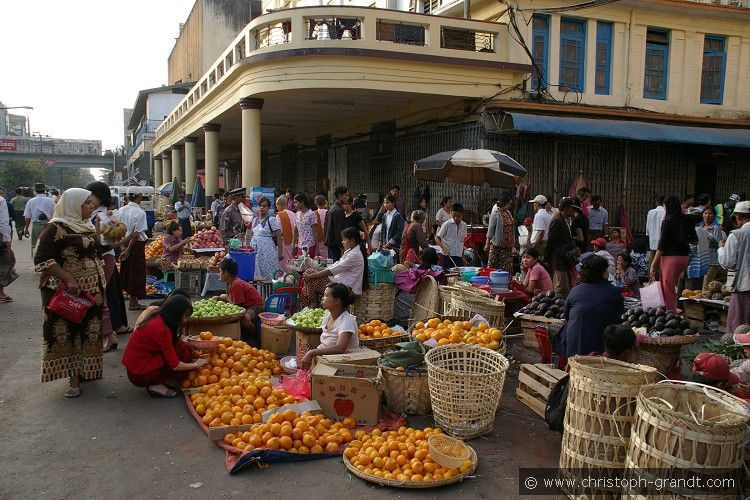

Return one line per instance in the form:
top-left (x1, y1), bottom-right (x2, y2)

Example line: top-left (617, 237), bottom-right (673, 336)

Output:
top-left (101, 222), bottom-right (127, 244)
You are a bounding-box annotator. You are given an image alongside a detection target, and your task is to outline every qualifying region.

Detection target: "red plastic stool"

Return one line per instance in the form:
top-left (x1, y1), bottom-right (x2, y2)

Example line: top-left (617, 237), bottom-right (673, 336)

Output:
top-left (534, 326), bottom-right (552, 364)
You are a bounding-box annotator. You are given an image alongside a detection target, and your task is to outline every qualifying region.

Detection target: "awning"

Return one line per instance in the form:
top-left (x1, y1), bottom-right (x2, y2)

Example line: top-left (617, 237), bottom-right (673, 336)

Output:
top-left (503, 112), bottom-right (750, 148)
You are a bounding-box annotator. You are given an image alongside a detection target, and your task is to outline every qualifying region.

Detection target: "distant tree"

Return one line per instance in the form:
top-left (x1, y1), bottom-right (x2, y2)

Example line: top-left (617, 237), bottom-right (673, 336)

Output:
top-left (0, 159), bottom-right (43, 192)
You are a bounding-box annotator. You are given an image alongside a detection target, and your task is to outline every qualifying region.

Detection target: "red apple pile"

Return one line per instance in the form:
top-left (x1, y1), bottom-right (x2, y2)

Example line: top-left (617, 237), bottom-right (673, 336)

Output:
top-left (192, 228), bottom-right (224, 249)
top-left (208, 250), bottom-right (227, 267)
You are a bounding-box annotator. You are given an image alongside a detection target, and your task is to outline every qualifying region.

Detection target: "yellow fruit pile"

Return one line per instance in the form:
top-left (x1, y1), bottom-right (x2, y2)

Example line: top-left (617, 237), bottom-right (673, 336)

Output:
top-left (358, 319), bottom-right (401, 339)
top-left (344, 427), bottom-right (473, 482)
top-left (190, 377), bottom-right (296, 427)
top-left (146, 235), bottom-right (164, 259)
top-left (412, 318), bottom-right (502, 350)
top-left (100, 222), bottom-right (127, 244)
top-left (145, 284), bottom-right (159, 295)
top-left (183, 336), bottom-right (282, 388)
top-left (221, 410), bottom-right (357, 453)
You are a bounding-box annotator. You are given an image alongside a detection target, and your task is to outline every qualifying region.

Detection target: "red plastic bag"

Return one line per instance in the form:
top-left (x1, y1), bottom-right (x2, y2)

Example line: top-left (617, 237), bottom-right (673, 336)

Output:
top-left (282, 369), bottom-right (311, 400)
top-left (47, 284), bottom-right (96, 324)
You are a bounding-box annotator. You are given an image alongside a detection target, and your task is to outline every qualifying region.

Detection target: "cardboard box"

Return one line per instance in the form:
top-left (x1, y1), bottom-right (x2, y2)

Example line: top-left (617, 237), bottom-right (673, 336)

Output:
top-left (187, 321), bottom-right (241, 340)
top-left (316, 347), bottom-right (381, 367)
top-left (311, 362), bottom-right (381, 425)
top-left (296, 331), bottom-right (321, 364)
top-left (261, 324), bottom-right (293, 355)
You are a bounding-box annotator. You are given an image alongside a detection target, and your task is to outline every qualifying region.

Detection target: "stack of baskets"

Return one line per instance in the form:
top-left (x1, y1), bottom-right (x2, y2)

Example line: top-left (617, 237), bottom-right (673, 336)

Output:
top-left (425, 344), bottom-right (509, 439)
top-left (559, 356), bottom-right (658, 498)
top-left (351, 283), bottom-right (396, 323)
top-left (631, 334), bottom-right (700, 376)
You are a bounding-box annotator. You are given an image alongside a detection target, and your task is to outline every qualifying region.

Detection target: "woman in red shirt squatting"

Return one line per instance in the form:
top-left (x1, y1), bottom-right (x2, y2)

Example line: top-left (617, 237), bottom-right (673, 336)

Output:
top-left (122, 294), bottom-right (208, 398)
top-left (215, 257), bottom-right (264, 343)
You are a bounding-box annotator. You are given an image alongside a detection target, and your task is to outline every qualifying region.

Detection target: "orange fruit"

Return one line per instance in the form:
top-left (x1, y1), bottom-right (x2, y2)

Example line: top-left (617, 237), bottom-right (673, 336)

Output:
top-left (311, 444), bottom-right (323, 454)
top-left (266, 437), bottom-right (280, 450)
top-left (279, 436), bottom-right (293, 450)
top-left (325, 442), bottom-right (339, 453)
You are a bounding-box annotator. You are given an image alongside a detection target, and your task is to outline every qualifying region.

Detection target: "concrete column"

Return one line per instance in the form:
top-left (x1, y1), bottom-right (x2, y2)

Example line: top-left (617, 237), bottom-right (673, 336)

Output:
top-left (153, 156), bottom-right (163, 187)
top-left (171, 146), bottom-right (183, 191)
top-left (240, 97), bottom-right (264, 191)
top-left (203, 123), bottom-right (221, 208)
top-left (184, 136), bottom-right (198, 200)
top-left (162, 149), bottom-right (172, 186)
top-left (224, 167), bottom-right (234, 191)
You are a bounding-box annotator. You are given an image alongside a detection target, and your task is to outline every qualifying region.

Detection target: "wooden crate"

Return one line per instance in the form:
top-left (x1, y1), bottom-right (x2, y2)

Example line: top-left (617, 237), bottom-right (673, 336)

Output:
top-left (519, 314), bottom-right (565, 349)
top-left (515, 363), bottom-right (568, 419)
top-left (683, 299), bottom-right (729, 333)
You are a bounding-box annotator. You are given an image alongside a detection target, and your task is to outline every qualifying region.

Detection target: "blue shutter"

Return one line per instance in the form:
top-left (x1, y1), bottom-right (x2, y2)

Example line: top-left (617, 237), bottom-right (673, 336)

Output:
top-left (595, 22), bottom-right (612, 95)
top-left (643, 29), bottom-right (669, 100)
top-left (531, 15), bottom-right (549, 91)
top-left (559, 18), bottom-right (586, 93)
top-left (700, 36), bottom-right (726, 105)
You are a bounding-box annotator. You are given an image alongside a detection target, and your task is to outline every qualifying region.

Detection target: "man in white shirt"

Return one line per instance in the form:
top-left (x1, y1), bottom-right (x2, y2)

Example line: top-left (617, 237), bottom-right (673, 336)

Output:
top-left (119, 192), bottom-right (149, 310)
top-left (210, 193), bottom-right (223, 228)
top-left (530, 194), bottom-right (552, 256)
top-left (23, 182), bottom-right (57, 258)
top-left (174, 193), bottom-right (193, 237)
top-left (718, 201), bottom-right (750, 333)
top-left (436, 203), bottom-right (468, 269)
top-left (645, 195), bottom-right (666, 268)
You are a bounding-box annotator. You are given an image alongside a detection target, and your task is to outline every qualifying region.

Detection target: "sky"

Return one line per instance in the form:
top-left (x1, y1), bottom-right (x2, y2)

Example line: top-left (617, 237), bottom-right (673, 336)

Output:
top-left (3, 0), bottom-right (196, 150)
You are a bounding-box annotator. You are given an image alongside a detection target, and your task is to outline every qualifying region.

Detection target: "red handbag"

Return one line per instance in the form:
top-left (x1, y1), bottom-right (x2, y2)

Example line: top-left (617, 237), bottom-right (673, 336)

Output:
top-left (47, 283), bottom-right (96, 324)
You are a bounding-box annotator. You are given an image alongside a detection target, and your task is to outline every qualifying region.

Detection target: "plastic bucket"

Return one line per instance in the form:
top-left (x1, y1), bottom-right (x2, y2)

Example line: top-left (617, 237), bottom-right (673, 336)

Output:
top-left (489, 271), bottom-right (509, 288)
top-left (229, 251), bottom-right (256, 281)
top-left (470, 276), bottom-right (489, 285)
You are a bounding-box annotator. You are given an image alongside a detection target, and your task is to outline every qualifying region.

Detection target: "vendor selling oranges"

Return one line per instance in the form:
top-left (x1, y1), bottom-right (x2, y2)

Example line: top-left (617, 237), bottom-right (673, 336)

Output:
top-left (299, 283), bottom-right (359, 369)
top-left (214, 257), bottom-right (264, 343)
top-left (300, 226), bottom-right (368, 308)
top-left (122, 294), bottom-right (208, 398)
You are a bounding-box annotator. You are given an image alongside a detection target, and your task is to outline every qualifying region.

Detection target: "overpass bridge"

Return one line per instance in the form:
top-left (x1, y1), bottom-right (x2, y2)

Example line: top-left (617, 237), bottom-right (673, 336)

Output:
top-left (0, 151), bottom-right (114, 169)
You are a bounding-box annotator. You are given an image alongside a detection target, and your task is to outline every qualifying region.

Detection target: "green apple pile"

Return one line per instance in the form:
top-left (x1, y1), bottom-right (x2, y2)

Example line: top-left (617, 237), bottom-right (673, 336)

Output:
top-left (191, 299), bottom-right (245, 318)
top-left (290, 308), bottom-right (326, 328)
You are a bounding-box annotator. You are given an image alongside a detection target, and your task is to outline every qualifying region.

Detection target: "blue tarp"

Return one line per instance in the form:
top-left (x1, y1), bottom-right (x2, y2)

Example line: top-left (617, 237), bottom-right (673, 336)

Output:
top-left (505, 113), bottom-right (750, 148)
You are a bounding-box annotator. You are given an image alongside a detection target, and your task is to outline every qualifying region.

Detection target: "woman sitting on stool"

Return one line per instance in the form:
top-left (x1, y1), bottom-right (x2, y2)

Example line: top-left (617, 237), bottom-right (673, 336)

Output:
top-left (214, 257), bottom-right (264, 343)
top-left (299, 283), bottom-right (360, 368)
top-left (122, 294), bottom-right (207, 398)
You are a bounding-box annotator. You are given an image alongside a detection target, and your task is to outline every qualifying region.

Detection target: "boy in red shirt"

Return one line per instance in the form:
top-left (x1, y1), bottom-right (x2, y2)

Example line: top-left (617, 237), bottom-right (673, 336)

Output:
top-left (215, 257), bottom-right (264, 343)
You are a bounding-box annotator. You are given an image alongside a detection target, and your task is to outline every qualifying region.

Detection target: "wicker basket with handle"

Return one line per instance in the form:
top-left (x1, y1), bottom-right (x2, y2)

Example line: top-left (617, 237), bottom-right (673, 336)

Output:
top-left (425, 344), bottom-right (509, 439)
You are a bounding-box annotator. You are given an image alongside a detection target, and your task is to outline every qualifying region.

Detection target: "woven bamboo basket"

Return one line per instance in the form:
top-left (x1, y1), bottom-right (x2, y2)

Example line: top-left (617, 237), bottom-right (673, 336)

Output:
top-left (185, 312), bottom-right (245, 325)
top-left (378, 361), bottom-right (431, 415)
top-left (360, 334), bottom-right (411, 354)
top-left (425, 344), bottom-right (509, 439)
top-left (560, 356), bottom-right (658, 499)
top-left (350, 283), bottom-right (396, 323)
top-left (623, 381), bottom-right (750, 499)
top-left (408, 276), bottom-right (441, 329)
top-left (447, 294), bottom-right (505, 329)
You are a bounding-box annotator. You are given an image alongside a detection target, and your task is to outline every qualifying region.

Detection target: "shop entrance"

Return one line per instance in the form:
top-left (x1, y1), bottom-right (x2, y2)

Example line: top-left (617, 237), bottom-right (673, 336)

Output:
top-left (694, 161), bottom-right (717, 202)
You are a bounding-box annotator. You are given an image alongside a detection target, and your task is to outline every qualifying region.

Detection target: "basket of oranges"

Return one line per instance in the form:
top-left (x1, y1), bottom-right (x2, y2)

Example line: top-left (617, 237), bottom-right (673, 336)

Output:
top-left (187, 331), bottom-right (223, 351)
top-left (357, 319), bottom-right (410, 353)
top-left (342, 426), bottom-right (477, 488)
top-left (411, 316), bottom-right (503, 352)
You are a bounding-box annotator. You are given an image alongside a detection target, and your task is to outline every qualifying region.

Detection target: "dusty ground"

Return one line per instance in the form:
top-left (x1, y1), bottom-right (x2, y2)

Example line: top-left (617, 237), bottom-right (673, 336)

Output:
top-left (0, 236), bottom-right (560, 499)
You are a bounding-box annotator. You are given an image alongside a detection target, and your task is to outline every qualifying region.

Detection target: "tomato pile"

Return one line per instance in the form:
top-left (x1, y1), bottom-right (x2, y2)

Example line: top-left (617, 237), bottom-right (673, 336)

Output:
top-left (183, 336), bottom-right (282, 388)
top-left (412, 318), bottom-right (502, 350)
top-left (221, 410), bottom-right (357, 453)
top-left (190, 377), bottom-right (295, 427)
top-left (343, 427), bottom-right (473, 482)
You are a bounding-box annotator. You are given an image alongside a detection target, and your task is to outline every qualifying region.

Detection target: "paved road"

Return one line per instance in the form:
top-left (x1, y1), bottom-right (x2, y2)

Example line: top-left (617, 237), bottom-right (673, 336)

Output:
top-left (0, 236), bottom-right (560, 499)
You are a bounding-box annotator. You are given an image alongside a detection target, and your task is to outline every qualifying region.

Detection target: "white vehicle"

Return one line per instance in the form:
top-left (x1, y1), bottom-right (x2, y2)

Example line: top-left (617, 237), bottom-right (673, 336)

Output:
top-left (110, 186), bottom-right (156, 229)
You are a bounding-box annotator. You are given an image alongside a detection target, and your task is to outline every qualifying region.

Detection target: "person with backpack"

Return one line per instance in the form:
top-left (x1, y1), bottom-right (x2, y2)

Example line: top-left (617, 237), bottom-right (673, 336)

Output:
top-left (649, 196), bottom-right (701, 312)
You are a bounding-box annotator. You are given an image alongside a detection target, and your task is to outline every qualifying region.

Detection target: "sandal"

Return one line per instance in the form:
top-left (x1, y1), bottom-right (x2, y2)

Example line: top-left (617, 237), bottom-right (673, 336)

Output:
top-left (116, 326), bottom-right (134, 335)
top-left (147, 387), bottom-right (179, 398)
top-left (128, 304), bottom-right (147, 311)
top-left (103, 340), bottom-right (118, 352)
top-left (0, 297), bottom-right (12, 303)
top-left (65, 387), bottom-right (81, 398)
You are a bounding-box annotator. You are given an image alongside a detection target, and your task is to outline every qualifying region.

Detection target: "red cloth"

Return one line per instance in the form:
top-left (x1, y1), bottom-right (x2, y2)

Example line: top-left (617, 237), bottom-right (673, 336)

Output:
top-left (127, 340), bottom-right (192, 387)
top-left (228, 278), bottom-right (263, 309)
top-left (122, 315), bottom-right (182, 375)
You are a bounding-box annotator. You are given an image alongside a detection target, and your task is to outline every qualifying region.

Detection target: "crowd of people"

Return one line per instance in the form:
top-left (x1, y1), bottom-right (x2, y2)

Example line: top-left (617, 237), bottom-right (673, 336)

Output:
top-left (0, 178), bottom-right (748, 400)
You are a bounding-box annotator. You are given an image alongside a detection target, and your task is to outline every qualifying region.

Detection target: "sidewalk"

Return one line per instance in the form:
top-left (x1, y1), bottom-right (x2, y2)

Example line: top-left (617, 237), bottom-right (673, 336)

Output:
top-left (0, 236), bottom-right (560, 499)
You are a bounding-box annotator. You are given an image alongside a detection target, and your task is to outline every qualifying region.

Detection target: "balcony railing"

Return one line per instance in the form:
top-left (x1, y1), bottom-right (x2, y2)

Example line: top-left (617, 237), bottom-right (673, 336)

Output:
top-left (155, 6), bottom-right (518, 139)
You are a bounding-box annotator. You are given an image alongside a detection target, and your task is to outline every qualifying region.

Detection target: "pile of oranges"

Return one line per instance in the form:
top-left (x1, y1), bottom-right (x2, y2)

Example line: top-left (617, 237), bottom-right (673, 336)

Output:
top-left (412, 318), bottom-right (502, 350)
top-left (222, 409), bottom-right (357, 453)
top-left (190, 377), bottom-right (296, 427)
top-left (344, 427), bottom-right (474, 482)
top-left (145, 235), bottom-right (164, 259)
top-left (358, 320), bottom-right (402, 340)
top-left (183, 336), bottom-right (282, 389)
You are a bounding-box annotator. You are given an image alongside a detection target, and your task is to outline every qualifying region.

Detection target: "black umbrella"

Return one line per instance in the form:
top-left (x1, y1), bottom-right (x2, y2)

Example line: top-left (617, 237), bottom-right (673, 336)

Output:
top-left (413, 149), bottom-right (526, 188)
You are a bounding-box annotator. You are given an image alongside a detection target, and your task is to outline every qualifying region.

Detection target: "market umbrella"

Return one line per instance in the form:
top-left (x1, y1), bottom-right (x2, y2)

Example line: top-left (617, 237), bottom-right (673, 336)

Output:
top-left (157, 182), bottom-right (173, 196)
top-left (191, 176), bottom-right (205, 208)
top-left (413, 149), bottom-right (526, 188)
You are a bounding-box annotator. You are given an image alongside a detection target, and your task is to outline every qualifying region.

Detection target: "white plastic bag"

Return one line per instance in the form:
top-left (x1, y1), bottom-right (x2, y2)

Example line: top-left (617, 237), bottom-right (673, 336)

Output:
top-left (640, 281), bottom-right (665, 309)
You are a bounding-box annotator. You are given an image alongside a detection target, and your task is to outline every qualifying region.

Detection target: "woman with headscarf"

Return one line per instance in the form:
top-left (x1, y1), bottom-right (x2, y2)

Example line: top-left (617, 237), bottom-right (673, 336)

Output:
top-left (484, 193), bottom-right (516, 272)
top-left (275, 195), bottom-right (296, 272)
top-left (34, 188), bottom-right (106, 398)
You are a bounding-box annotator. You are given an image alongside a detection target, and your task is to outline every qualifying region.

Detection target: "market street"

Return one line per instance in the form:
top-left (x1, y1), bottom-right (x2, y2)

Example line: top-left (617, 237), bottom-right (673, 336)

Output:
top-left (0, 235), bottom-right (560, 499)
